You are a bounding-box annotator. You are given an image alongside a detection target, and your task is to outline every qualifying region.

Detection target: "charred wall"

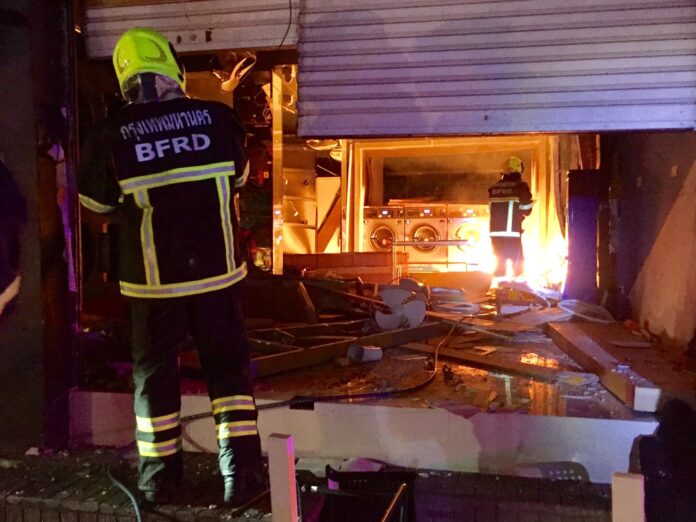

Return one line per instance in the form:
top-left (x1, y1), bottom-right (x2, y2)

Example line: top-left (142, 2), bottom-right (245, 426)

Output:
top-left (604, 131), bottom-right (696, 345)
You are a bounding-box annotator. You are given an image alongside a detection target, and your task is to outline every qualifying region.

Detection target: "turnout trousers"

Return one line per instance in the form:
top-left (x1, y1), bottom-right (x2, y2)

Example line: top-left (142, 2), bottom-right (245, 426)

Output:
top-left (491, 236), bottom-right (524, 277)
top-left (129, 282), bottom-right (261, 494)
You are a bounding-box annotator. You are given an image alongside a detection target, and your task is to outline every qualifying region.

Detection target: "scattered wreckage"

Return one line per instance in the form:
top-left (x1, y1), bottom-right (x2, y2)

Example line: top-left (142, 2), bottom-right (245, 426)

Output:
top-left (226, 274), bottom-right (696, 414)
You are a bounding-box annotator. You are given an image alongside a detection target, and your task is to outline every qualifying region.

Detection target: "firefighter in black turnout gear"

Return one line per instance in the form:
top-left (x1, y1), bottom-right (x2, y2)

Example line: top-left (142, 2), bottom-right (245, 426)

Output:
top-left (78, 28), bottom-right (263, 506)
top-left (488, 156), bottom-right (534, 277)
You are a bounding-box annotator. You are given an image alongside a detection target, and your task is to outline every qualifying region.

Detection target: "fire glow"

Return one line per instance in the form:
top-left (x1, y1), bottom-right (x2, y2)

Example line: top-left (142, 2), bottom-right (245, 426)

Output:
top-left (434, 210), bottom-right (569, 294)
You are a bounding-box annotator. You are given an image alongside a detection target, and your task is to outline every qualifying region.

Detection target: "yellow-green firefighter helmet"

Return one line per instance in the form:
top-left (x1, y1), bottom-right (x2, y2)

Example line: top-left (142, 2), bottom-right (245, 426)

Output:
top-left (112, 28), bottom-right (185, 96)
top-left (502, 156), bottom-right (524, 175)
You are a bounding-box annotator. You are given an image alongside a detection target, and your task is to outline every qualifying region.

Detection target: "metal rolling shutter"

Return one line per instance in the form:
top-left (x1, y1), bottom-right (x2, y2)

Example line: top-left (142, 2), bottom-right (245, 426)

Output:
top-left (297, 0), bottom-right (696, 137)
top-left (83, 0), bottom-right (299, 58)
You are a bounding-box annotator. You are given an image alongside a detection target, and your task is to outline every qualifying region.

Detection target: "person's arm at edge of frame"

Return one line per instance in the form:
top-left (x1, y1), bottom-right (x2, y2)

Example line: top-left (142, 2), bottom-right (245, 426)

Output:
top-left (0, 159), bottom-right (27, 317)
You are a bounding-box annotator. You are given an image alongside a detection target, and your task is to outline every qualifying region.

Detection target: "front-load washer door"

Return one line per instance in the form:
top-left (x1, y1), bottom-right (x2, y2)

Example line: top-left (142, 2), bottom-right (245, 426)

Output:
top-left (412, 224), bottom-right (439, 252)
top-left (455, 222), bottom-right (481, 252)
top-left (370, 225), bottom-right (396, 251)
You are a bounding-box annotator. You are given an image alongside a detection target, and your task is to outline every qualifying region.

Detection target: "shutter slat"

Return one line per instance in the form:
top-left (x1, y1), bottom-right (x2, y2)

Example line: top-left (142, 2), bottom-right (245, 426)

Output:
top-left (84, 0), bottom-right (299, 57)
top-left (298, 0), bottom-right (696, 135)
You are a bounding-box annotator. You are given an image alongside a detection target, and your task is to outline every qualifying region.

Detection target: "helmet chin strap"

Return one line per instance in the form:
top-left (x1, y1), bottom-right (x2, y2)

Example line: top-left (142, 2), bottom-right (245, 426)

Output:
top-left (123, 73), bottom-right (185, 104)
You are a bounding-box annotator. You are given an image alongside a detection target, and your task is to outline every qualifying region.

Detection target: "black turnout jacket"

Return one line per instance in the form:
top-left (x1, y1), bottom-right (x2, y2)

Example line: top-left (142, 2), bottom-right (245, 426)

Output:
top-left (79, 97), bottom-right (249, 299)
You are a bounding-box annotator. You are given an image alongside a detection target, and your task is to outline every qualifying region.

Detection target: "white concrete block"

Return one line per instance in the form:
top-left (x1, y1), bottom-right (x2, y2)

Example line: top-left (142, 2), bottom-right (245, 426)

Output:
top-left (612, 472), bottom-right (645, 522)
top-left (268, 434), bottom-right (299, 522)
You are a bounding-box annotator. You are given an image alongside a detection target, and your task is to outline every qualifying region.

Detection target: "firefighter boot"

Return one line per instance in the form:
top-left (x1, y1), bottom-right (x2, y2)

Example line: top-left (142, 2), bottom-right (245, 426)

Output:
top-left (223, 466), bottom-right (269, 508)
top-left (142, 489), bottom-right (175, 506)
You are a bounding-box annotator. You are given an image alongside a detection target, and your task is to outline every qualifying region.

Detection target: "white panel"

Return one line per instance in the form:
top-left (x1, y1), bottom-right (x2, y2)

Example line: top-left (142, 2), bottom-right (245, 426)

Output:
top-left (84, 0), bottom-right (300, 58)
top-left (69, 389), bottom-right (658, 484)
top-left (298, 0), bottom-right (696, 136)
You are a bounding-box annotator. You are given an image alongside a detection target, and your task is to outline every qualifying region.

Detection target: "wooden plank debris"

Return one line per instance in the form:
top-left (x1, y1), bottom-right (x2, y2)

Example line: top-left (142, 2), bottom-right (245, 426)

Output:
top-left (424, 313), bottom-right (517, 341)
top-left (285, 252), bottom-right (409, 284)
top-left (253, 322), bottom-right (448, 377)
top-left (506, 306), bottom-right (574, 327)
top-left (611, 472), bottom-right (645, 522)
top-left (267, 434), bottom-right (299, 522)
top-left (549, 321), bottom-right (696, 406)
top-left (296, 282), bottom-right (319, 324)
top-left (253, 319), bottom-right (368, 339)
top-left (242, 320), bottom-right (371, 359)
top-left (608, 339), bottom-right (653, 349)
top-left (545, 322), bottom-right (666, 412)
top-left (249, 329), bottom-right (297, 344)
top-left (292, 335), bottom-right (356, 347)
top-left (248, 339), bottom-right (302, 355)
top-left (426, 311), bottom-right (533, 335)
top-left (401, 342), bottom-right (562, 383)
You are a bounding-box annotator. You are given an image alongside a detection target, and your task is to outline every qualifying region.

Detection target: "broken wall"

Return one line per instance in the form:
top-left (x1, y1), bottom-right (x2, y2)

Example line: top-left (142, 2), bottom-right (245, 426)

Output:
top-left (605, 132), bottom-right (696, 345)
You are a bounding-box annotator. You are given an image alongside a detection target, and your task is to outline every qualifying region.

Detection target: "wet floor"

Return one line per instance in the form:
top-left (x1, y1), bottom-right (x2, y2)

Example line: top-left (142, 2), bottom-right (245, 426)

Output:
top-left (250, 331), bottom-right (649, 422)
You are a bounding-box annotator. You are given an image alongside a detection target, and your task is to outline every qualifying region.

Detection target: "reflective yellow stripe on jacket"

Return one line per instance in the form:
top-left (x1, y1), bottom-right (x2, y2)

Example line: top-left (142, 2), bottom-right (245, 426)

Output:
top-left (116, 160), bottom-right (245, 298)
top-left (118, 161), bottom-right (235, 194)
top-left (120, 263), bottom-right (247, 298)
top-left (489, 197), bottom-right (522, 238)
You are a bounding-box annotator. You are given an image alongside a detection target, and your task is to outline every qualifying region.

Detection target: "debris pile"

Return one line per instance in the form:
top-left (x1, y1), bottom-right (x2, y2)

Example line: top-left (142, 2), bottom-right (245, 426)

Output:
top-left (242, 274), bottom-right (696, 415)
top-left (79, 269), bottom-right (696, 415)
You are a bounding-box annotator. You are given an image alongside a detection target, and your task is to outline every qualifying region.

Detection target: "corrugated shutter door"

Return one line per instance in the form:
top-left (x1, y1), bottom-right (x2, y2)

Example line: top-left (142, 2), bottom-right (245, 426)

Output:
top-left (83, 0), bottom-right (299, 58)
top-left (298, 0), bottom-right (696, 137)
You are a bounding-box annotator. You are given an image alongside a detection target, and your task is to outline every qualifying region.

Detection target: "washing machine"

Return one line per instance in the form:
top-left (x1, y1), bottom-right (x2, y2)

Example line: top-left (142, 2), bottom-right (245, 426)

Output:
top-left (362, 206), bottom-right (404, 252)
top-left (404, 205), bottom-right (448, 264)
top-left (447, 204), bottom-right (491, 270)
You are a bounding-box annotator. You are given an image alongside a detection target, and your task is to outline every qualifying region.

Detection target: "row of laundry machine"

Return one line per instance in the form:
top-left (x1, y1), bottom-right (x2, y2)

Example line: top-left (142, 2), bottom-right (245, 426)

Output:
top-left (362, 204), bottom-right (492, 268)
